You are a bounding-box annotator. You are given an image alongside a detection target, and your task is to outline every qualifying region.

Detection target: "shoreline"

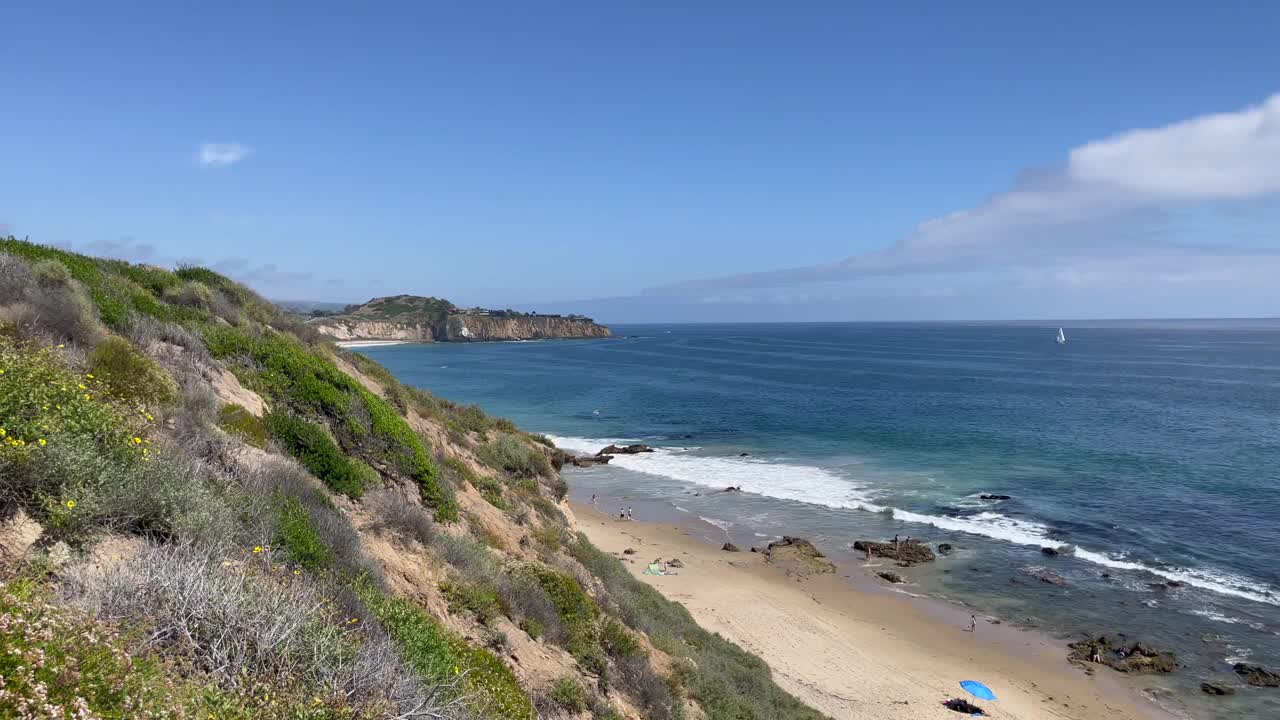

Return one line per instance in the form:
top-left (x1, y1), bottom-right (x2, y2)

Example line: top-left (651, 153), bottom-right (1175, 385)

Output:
top-left (569, 501), bottom-right (1169, 720)
top-left (333, 340), bottom-right (413, 348)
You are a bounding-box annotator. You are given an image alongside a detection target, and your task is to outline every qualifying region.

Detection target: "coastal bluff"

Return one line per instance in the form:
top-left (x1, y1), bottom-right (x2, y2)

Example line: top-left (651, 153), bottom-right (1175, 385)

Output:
top-left (309, 294), bottom-right (612, 342)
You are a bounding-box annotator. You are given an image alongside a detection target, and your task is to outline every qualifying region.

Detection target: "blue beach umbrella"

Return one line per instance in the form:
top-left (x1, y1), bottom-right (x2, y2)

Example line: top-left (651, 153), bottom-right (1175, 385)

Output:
top-left (960, 680), bottom-right (997, 702)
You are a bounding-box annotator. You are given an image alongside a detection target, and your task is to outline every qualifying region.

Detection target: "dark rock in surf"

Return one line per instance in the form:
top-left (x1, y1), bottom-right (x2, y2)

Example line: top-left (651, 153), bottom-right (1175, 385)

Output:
top-left (980, 494), bottom-right (1012, 500)
top-left (877, 571), bottom-right (905, 584)
top-left (739, 452), bottom-right (750, 456)
top-left (1068, 636), bottom-right (1177, 674)
top-left (937, 543), bottom-right (953, 555)
top-left (721, 542), bottom-right (740, 552)
top-left (1041, 546), bottom-right (1061, 557)
top-left (853, 539), bottom-right (936, 565)
top-left (1023, 567), bottom-right (1066, 585)
top-left (1200, 683), bottom-right (1236, 696)
top-left (723, 486), bottom-right (741, 492)
top-left (1234, 663), bottom-right (1280, 687)
top-left (596, 444), bottom-right (654, 456)
top-left (765, 536), bottom-right (835, 577)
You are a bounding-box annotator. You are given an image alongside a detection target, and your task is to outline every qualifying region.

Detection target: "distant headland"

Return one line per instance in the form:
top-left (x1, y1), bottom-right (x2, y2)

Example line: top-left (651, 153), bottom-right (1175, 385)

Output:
top-left (306, 294), bottom-right (612, 342)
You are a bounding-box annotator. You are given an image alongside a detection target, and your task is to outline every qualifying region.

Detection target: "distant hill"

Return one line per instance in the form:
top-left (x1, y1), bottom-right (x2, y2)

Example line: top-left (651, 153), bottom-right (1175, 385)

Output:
top-left (310, 294), bottom-right (612, 342)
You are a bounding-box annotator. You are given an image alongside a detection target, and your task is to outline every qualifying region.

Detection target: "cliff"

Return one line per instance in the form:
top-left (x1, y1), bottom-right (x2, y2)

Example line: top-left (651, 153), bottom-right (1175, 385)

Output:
top-left (0, 236), bottom-right (823, 720)
top-left (311, 294), bottom-right (612, 342)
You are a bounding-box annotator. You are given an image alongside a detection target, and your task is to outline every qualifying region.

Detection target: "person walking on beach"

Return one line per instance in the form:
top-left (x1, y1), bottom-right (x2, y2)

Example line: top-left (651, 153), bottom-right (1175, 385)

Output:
top-left (969, 615), bottom-right (977, 633)
top-left (591, 493), bottom-right (596, 506)
top-left (619, 507), bottom-right (625, 520)
top-left (893, 534), bottom-right (900, 547)
top-left (627, 506), bottom-right (634, 520)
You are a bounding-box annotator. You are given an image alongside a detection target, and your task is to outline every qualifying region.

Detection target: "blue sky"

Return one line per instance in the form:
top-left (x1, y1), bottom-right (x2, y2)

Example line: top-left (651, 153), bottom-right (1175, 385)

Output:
top-left (3, 1), bottom-right (1279, 320)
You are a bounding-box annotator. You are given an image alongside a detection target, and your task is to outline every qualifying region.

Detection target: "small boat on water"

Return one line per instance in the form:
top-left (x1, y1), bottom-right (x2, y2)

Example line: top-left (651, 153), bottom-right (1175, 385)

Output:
top-left (1055, 327), bottom-right (1067, 345)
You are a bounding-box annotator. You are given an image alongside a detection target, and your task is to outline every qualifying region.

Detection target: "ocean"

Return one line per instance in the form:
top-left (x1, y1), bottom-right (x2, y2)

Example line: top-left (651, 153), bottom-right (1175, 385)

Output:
top-left (359, 321), bottom-right (1280, 719)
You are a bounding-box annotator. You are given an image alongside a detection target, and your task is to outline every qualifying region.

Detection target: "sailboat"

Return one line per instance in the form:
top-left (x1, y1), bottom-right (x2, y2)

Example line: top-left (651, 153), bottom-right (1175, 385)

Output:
top-left (1055, 327), bottom-right (1067, 345)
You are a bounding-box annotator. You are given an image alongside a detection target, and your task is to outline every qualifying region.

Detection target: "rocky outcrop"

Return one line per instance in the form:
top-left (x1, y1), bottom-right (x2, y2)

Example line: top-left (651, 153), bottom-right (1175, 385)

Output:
top-left (311, 296), bottom-right (612, 343)
top-left (765, 537), bottom-right (835, 577)
top-left (312, 319), bottom-right (436, 342)
top-left (937, 543), bottom-right (953, 555)
top-left (1022, 566), bottom-right (1066, 585)
top-left (980, 494), bottom-right (1011, 500)
top-left (443, 314), bottom-right (611, 342)
top-left (552, 449), bottom-right (612, 469)
top-left (1234, 663), bottom-right (1280, 687)
top-left (1068, 636), bottom-right (1178, 674)
top-left (1201, 683), bottom-right (1236, 695)
top-left (722, 542), bottom-right (740, 552)
top-left (596, 444), bottom-right (654, 456)
top-left (853, 539), bottom-right (936, 565)
top-left (877, 571), bottom-right (904, 584)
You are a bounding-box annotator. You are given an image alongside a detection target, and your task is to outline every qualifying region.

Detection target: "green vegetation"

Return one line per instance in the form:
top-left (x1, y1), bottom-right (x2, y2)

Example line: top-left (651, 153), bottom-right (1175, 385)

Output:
top-left (549, 676), bottom-right (588, 713)
top-left (357, 580), bottom-right (536, 720)
top-left (265, 412), bottom-right (377, 499)
top-left (217, 403), bottom-right (268, 447)
top-left (275, 495), bottom-right (336, 570)
top-left (570, 535), bottom-right (828, 720)
top-left (441, 579), bottom-right (503, 625)
top-left (477, 432), bottom-right (553, 479)
top-left (88, 335), bottom-right (179, 408)
top-left (334, 294), bottom-right (456, 323)
top-left (203, 325), bottom-right (456, 520)
top-left (0, 579), bottom-right (357, 720)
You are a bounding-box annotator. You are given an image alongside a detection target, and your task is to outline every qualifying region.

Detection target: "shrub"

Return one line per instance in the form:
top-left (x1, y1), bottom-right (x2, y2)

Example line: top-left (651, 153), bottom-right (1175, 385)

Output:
top-left (478, 433), bottom-right (552, 478)
top-left (357, 579), bottom-right (536, 720)
top-left (366, 490), bottom-right (436, 545)
top-left (532, 523), bottom-right (565, 553)
top-left (601, 617), bottom-right (644, 658)
top-left (164, 279), bottom-right (214, 307)
top-left (265, 412), bottom-right (377, 498)
top-left (66, 545), bottom-right (364, 700)
top-left (275, 494), bottom-right (335, 570)
top-left (442, 580), bottom-right (503, 625)
top-left (549, 676), bottom-right (588, 712)
top-left (217, 403), bottom-right (268, 447)
top-left (89, 335), bottom-right (179, 408)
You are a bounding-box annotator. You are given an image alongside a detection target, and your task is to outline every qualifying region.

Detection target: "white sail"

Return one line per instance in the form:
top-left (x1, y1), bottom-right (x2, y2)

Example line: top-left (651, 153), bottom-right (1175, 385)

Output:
top-left (1055, 327), bottom-right (1067, 345)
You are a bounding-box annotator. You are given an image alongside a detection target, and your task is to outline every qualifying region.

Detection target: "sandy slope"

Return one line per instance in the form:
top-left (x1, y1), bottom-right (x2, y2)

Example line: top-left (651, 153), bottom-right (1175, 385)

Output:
top-left (571, 503), bottom-right (1166, 720)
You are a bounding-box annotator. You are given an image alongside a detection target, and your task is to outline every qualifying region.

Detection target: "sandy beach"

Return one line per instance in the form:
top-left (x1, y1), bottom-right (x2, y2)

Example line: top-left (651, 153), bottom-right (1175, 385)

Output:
top-left (570, 502), bottom-right (1166, 720)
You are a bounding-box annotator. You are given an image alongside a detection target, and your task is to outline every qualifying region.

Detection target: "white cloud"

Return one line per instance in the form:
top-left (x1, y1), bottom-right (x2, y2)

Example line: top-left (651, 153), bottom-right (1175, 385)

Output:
top-left (646, 93), bottom-right (1280, 297)
top-left (1068, 95), bottom-right (1280, 199)
top-left (197, 142), bottom-right (250, 167)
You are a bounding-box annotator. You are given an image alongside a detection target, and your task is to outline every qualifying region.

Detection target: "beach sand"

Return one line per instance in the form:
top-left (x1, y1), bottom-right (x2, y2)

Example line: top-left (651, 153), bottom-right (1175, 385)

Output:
top-left (570, 502), bottom-right (1166, 720)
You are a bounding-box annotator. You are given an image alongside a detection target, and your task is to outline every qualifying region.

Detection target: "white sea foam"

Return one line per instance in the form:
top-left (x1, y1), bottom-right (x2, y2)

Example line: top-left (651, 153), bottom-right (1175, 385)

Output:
top-left (1191, 608), bottom-right (1245, 625)
top-left (547, 434), bottom-right (1280, 607)
top-left (698, 515), bottom-right (734, 535)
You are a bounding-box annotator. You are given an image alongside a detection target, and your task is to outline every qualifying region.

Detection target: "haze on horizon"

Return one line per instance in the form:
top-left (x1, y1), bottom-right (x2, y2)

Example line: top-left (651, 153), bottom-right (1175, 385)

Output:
top-left (3, 2), bottom-right (1279, 323)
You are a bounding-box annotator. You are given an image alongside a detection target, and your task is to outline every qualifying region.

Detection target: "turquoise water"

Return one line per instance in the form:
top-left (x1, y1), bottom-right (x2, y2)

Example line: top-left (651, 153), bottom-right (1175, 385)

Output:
top-left (361, 321), bottom-right (1280, 718)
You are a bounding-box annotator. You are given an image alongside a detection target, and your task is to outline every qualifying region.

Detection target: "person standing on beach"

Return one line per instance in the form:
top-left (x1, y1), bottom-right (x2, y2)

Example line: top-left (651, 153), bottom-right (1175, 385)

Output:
top-left (969, 615), bottom-right (977, 633)
top-left (627, 506), bottom-right (634, 520)
top-left (591, 493), bottom-right (596, 506)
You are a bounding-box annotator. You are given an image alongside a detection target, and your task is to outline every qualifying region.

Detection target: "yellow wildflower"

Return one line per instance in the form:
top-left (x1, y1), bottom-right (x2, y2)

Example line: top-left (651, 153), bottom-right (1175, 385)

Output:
top-left (66, 500), bottom-right (76, 509)
top-left (38, 439), bottom-right (47, 447)
top-left (253, 546), bottom-right (263, 554)
top-left (57, 344), bottom-right (64, 349)
top-left (85, 373), bottom-right (94, 379)
top-left (293, 570), bottom-right (301, 576)
top-left (78, 383), bottom-right (86, 390)
top-left (0, 428), bottom-right (5, 437)
top-left (84, 394), bottom-right (91, 400)
top-left (133, 437), bottom-right (142, 444)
